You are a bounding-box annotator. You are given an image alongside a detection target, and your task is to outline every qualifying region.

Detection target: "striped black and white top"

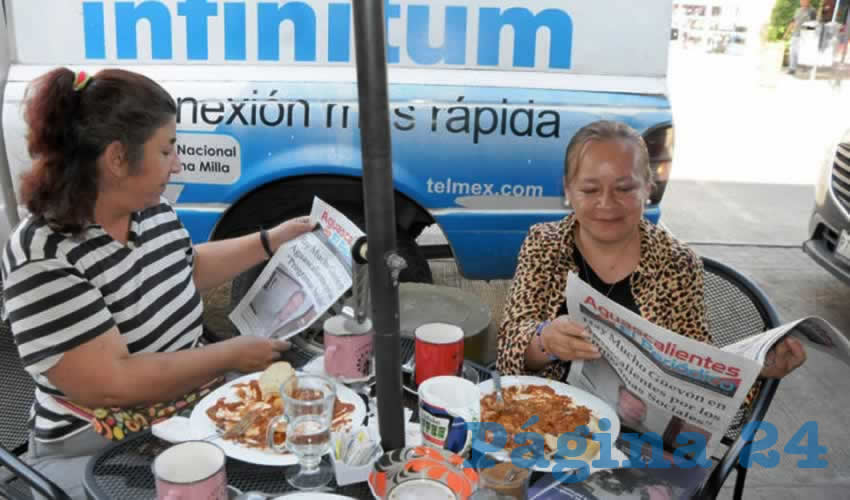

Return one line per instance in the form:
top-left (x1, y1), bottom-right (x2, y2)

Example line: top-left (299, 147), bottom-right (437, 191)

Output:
top-left (1, 198), bottom-right (203, 442)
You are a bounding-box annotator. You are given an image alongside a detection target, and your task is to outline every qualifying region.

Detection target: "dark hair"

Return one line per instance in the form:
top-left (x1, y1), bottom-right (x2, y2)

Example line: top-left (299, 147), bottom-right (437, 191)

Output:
top-left (19, 67), bottom-right (177, 234)
top-left (563, 120), bottom-right (652, 189)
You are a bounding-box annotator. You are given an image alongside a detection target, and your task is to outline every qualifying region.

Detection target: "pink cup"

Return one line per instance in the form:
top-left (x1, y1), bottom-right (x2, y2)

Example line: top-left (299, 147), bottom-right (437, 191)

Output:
top-left (152, 441), bottom-right (227, 500)
top-left (324, 315), bottom-right (374, 381)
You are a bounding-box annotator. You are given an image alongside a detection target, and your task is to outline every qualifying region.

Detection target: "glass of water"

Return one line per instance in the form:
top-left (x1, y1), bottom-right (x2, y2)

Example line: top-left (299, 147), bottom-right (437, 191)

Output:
top-left (266, 374), bottom-right (336, 490)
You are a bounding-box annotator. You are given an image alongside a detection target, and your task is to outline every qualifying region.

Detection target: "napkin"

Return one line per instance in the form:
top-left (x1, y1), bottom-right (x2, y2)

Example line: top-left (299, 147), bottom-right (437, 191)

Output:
top-left (366, 407), bottom-right (420, 446)
top-left (151, 416), bottom-right (196, 443)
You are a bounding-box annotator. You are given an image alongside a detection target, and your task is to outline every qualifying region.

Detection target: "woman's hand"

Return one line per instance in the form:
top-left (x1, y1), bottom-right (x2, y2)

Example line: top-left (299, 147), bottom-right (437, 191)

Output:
top-left (540, 316), bottom-right (601, 361)
top-left (268, 216), bottom-right (314, 252)
top-left (225, 336), bottom-right (292, 373)
top-left (760, 337), bottom-right (806, 378)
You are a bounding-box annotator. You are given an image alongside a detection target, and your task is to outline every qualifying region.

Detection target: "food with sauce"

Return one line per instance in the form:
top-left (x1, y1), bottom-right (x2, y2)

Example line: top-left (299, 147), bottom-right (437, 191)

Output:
top-left (205, 363), bottom-right (355, 450)
top-left (480, 384), bottom-right (600, 460)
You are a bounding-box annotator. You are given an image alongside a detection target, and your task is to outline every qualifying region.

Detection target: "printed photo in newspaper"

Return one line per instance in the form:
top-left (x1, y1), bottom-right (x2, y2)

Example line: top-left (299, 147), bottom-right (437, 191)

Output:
top-left (228, 197), bottom-right (364, 340)
top-left (247, 266), bottom-right (317, 339)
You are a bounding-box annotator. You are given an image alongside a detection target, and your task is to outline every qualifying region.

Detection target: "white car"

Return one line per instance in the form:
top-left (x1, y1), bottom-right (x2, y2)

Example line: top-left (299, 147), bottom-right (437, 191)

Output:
top-left (804, 128), bottom-right (850, 285)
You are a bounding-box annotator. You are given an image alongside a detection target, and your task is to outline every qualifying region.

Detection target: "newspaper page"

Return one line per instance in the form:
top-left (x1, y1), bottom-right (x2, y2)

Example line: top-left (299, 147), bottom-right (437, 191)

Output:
top-left (565, 272), bottom-right (762, 459)
top-left (228, 197), bottom-right (363, 340)
top-left (528, 458), bottom-right (707, 500)
top-left (721, 316), bottom-right (850, 368)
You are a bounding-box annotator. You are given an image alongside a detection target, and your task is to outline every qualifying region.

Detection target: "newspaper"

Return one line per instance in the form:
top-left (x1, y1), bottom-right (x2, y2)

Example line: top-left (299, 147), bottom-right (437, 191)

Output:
top-left (528, 455), bottom-right (708, 500)
top-left (565, 271), bottom-right (850, 461)
top-left (228, 197), bottom-right (363, 340)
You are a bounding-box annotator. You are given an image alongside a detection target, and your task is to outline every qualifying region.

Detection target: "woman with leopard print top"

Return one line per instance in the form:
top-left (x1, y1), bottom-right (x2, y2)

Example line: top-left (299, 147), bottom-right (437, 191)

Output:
top-left (496, 120), bottom-right (806, 407)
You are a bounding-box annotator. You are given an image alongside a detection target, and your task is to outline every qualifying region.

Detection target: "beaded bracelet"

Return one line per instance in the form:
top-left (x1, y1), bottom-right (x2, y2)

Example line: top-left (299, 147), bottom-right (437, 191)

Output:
top-left (535, 320), bottom-right (558, 361)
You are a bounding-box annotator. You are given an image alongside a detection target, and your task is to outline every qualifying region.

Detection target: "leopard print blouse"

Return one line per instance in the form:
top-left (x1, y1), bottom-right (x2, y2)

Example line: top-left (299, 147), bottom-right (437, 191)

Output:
top-left (496, 214), bottom-right (758, 408)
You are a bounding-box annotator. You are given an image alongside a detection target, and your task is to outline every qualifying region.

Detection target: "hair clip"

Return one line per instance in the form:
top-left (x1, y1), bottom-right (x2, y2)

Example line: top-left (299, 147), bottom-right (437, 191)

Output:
top-left (72, 71), bottom-right (92, 92)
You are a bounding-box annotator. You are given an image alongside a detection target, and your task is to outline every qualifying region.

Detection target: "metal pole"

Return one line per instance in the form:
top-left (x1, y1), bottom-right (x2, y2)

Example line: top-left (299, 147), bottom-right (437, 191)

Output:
top-left (351, 0), bottom-right (405, 451)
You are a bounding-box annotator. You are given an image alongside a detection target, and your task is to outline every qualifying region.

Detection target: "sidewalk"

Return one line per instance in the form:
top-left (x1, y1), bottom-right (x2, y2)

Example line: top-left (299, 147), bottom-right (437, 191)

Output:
top-left (668, 48), bottom-right (848, 186)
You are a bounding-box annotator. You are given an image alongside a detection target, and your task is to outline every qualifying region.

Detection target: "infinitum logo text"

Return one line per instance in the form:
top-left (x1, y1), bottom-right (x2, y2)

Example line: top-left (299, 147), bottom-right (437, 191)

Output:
top-left (81, 0), bottom-right (573, 69)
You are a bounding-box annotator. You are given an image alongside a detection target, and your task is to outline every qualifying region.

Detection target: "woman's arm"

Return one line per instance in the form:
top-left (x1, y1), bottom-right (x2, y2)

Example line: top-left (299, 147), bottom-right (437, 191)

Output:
top-left (497, 224), bottom-right (560, 375)
top-left (666, 252), bottom-right (712, 344)
top-left (44, 327), bottom-right (288, 408)
top-left (191, 217), bottom-right (313, 292)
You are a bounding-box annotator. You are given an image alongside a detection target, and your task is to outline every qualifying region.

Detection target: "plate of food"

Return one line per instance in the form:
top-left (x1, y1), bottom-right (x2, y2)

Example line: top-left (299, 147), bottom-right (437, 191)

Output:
top-left (190, 362), bottom-right (366, 466)
top-left (476, 375), bottom-right (621, 473)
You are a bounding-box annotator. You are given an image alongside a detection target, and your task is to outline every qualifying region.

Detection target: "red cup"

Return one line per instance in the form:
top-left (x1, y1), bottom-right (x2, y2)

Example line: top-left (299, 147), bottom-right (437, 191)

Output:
top-left (415, 323), bottom-right (464, 387)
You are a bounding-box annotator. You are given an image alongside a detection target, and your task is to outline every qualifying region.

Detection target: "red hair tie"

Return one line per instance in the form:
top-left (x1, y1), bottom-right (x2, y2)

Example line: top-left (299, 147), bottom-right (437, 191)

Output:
top-left (72, 70), bottom-right (92, 92)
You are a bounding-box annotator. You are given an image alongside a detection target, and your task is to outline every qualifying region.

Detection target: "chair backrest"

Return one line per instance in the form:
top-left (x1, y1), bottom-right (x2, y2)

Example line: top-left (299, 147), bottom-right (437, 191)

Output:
top-left (0, 320), bottom-right (35, 456)
top-left (700, 256), bottom-right (781, 442)
top-left (702, 257), bottom-right (781, 347)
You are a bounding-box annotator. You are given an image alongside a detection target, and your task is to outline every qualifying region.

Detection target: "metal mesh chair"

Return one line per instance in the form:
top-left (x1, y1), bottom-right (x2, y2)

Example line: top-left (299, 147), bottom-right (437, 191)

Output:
top-left (0, 323), bottom-right (33, 457)
top-left (695, 256), bottom-right (782, 500)
top-left (0, 318), bottom-right (69, 499)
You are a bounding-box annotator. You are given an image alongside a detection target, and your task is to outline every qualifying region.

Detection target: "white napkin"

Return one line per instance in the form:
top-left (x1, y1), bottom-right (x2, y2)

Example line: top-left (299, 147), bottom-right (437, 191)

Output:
top-left (366, 407), bottom-right (419, 446)
top-left (151, 416), bottom-right (197, 443)
top-left (405, 422), bottom-right (423, 446)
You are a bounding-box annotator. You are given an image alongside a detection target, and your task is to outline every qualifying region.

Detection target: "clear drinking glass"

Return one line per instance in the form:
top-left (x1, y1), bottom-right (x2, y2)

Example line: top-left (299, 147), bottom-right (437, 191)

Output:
top-left (266, 374), bottom-right (336, 490)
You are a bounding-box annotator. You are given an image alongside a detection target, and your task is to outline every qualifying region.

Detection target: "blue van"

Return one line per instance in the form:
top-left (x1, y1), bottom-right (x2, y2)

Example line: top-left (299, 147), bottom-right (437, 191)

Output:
top-left (0, 0), bottom-right (675, 285)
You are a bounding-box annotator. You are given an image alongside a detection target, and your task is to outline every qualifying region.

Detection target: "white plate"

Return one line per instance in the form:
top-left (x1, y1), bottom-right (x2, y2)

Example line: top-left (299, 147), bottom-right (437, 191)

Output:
top-left (476, 375), bottom-right (621, 473)
top-left (189, 372), bottom-right (366, 466)
top-left (302, 354), bottom-right (375, 384)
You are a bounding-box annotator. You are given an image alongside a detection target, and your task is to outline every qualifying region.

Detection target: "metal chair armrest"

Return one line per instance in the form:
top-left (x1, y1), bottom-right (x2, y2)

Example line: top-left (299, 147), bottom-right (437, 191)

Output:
top-left (0, 445), bottom-right (71, 500)
top-left (696, 377), bottom-right (780, 499)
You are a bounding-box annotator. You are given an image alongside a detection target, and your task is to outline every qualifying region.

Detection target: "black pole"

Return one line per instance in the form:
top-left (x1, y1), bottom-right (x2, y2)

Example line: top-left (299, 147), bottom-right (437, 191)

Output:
top-left (351, 0), bottom-right (405, 451)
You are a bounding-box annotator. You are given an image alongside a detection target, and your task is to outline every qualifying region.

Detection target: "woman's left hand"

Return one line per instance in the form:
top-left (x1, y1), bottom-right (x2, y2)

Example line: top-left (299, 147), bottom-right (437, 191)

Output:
top-left (268, 216), bottom-right (314, 251)
top-left (760, 337), bottom-right (806, 378)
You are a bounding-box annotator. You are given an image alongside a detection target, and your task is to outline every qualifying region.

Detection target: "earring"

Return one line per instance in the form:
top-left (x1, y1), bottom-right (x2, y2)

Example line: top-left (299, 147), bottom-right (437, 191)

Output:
top-left (564, 198), bottom-right (571, 208)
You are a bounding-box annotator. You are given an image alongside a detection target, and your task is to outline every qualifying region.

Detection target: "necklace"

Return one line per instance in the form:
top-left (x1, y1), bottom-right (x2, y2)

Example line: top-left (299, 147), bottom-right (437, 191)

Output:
top-left (574, 231), bottom-right (638, 299)
top-left (578, 249), bottom-right (618, 298)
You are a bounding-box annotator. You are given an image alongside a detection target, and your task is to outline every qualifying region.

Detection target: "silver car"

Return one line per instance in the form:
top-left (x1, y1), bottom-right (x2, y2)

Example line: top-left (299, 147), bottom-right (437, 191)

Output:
top-left (804, 129), bottom-right (850, 285)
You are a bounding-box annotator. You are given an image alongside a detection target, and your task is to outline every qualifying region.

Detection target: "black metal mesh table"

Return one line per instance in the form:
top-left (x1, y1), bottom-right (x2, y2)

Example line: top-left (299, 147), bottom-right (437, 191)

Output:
top-left (83, 431), bottom-right (376, 499)
top-left (83, 345), bottom-right (493, 500)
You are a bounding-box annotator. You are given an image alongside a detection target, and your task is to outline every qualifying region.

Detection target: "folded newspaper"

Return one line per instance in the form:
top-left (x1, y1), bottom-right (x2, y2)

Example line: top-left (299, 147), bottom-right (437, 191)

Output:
top-left (528, 450), bottom-right (708, 500)
top-left (565, 271), bottom-right (850, 461)
top-left (228, 197), bottom-right (363, 339)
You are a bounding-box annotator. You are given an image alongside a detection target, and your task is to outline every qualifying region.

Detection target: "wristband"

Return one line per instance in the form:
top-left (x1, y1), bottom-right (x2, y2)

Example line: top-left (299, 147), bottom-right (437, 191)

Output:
top-left (535, 321), bottom-right (557, 361)
top-left (259, 228), bottom-right (274, 259)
